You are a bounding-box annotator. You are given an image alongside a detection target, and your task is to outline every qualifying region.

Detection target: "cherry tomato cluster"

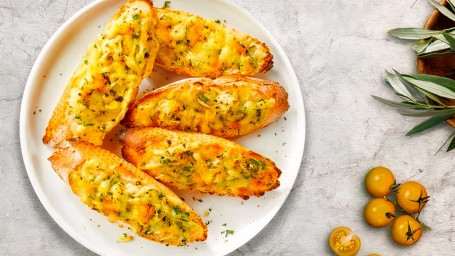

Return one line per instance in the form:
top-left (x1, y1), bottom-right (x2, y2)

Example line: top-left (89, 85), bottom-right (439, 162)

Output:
top-left (364, 166), bottom-right (429, 246)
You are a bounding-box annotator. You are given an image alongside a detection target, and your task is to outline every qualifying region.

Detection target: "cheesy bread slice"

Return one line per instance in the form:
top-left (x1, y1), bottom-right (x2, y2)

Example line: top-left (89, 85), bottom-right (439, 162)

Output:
top-left (120, 127), bottom-right (281, 199)
top-left (43, 0), bottom-right (159, 146)
top-left (122, 76), bottom-right (289, 138)
top-left (155, 8), bottom-right (273, 78)
top-left (49, 140), bottom-right (207, 246)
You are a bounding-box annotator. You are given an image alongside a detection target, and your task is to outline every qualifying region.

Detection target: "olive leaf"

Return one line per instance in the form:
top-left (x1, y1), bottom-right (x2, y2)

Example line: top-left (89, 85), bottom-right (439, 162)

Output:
top-left (449, 0), bottom-right (455, 12)
top-left (374, 70), bottom-right (455, 151)
top-left (447, 134), bottom-right (455, 151)
top-left (402, 108), bottom-right (455, 117)
top-left (387, 28), bottom-right (443, 39)
top-left (402, 77), bottom-right (455, 99)
top-left (406, 111), bottom-right (455, 136)
top-left (443, 33), bottom-right (455, 51)
top-left (428, 0), bottom-right (455, 22)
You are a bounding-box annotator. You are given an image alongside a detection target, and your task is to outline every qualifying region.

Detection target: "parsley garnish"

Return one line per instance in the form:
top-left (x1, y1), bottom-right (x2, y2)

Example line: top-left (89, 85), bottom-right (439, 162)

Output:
top-left (225, 230), bottom-right (234, 237)
top-left (221, 229), bottom-right (235, 238)
top-left (163, 1), bottom-right (171, 8)
top-left (249, 159), bottom-right (265, 170)
top-left (132, 14), bottom-right (139, 20)
top-left (198, 93), bottom-right (210, 104)
top-left (159, 157), bottom-right (171, 165)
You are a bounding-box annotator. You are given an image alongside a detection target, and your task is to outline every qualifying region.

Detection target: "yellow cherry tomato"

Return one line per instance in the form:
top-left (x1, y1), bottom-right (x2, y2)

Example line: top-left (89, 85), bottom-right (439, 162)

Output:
top-left (364, 198), bottom-right (395, 228)
top-left (365, 167), bottom-right (395, 198)
top-left (390, 215), bottom-right (423, 246)
top-left (396, 181), bottom-right (429, 214)
top-left (329, 226), bottom-right (361, 256)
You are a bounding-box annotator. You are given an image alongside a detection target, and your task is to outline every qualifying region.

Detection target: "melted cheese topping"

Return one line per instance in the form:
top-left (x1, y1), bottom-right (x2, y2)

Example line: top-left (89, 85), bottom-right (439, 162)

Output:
top-left (127, 80), bottom-right (276, 138)
top-left (155, 8), bottom-right (272, 77)
top-left (68, 157), bottom-right (202, 246)
top-left (45, 1), bottom-right (159, 146)
top-left (123, 128), bottom-right (280, 199)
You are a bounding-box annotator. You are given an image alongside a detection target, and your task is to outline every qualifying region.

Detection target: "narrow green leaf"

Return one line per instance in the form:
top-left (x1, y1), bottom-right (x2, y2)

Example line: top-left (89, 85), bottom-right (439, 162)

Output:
top-left (435, 128), bottom-right (455, 154)
top-left (417, 39), bottom-right (451, 56)
top-left (448, 0), bottom-right (455, 12)
top-left (402, 77), bottom-right (455, 99)
top-left (402, 108), bottom-right (455, 117)
top-left (415, 87), bottom-right (445, 105)
top-left (403, 74), bottom-right (455, 92)
top-left (443, 33), bottom-right (455, 51)
top-left (412, 38), bottom-right (433, 53)
top-left (406, 112), bottom-right (455, 136)
top-left (419, 48), bottom-right (453, 57)
top-left (385, 71), bottom-right (416, 101)
top-left (372, 96), bottom-right (428, 109)
top-left (387, 28), bottom-right (443, 39)
top-left (393, 70), bottom-right (427, 102)
top-left (428, 0), bottom-right (455, 22)
top-left (447, 133), bottom-right (455, 151)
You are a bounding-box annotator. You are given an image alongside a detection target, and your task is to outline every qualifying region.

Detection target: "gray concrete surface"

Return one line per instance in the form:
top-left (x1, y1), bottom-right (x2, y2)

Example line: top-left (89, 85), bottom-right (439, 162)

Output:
top-left (1, 0), bottom-right (454, 255)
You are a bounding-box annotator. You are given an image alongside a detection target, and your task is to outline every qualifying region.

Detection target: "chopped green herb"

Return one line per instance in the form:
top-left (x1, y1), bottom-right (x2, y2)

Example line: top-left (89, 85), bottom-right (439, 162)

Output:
top-left (115, 96), bottom-right (124, 102)
top-left (208, 208), bottom-right (212, 212)
top-left (249, 158), bottom-right (265, 170)
top-left (198, 93), bottom-right (210, 104)
top-left (84, 60), bottom-right (88, 64)
top-left (163, 1), bottom-right (171, 8)
top-left (74, 115), bottom-right (81, 120)
top-left (182, 150), bottom-right (193, 156)
top-left (182, 166), bottom-right (193, 172)
top-left (160, 157), bottom-right (171, 165)
top-left (215, 19), bottom-right (221, 24)
top-left (132, 14), bottom-right (139, 20)
top-left (172, 206), bottom-right (180, 215)
top-left (222, 223), bottom-right (227, 226)
top-left (224, 230), bottom-right (234, 238)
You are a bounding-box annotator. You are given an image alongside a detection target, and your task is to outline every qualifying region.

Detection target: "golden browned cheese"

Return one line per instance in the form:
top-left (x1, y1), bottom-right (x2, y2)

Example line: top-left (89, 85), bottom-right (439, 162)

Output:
top-left (43, 0), bottom-right (159, 146)
top-left (120, 128), bottom-right (281, 199)
top-left (122, 76), bottom-right (289, 138)
top-left (49, 140), bottom-right (207, 246)
top-left (154, 8), bottom-right (273, 78)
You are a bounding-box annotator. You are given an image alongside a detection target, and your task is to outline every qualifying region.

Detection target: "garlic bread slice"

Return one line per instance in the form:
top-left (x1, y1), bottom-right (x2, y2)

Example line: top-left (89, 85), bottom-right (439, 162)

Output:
top-left (43, 0), bottom-right (159, 146)
top-left (49, 140), bottom-right (207, 246)
top-left (155, 8), bottom-right (273, 78)
top-left (120, 127), bottom-right (281, 199)
top-left (122, 76), bottom-right (289, 138)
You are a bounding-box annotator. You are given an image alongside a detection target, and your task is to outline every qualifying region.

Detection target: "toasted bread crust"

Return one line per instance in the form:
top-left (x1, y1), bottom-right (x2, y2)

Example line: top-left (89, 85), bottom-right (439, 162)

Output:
top-left (120, 128), bottom-right (281, 199)
top-left (49, 139), bottom-right (207, 246)
top-left (155, 8), bottom-right (273, 78)
top-left (122, 75), bottom-right (289, 138)
top-left (43, 0), bottom-right (159, 146)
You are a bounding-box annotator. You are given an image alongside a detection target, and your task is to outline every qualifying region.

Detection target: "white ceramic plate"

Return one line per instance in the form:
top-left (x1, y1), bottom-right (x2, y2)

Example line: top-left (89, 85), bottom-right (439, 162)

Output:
top-left (20, 0), bottom-right (305, 255)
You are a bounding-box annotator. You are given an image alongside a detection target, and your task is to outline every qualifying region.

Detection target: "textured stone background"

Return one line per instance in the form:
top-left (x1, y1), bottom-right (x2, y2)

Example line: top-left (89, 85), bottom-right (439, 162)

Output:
top-left (1, 0), bottom-right (455, 255)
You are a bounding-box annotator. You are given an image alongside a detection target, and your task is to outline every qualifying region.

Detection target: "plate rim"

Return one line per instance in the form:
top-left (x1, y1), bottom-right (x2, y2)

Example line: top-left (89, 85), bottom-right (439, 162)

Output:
top-left (19, 0), bottom-right (306, 255)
